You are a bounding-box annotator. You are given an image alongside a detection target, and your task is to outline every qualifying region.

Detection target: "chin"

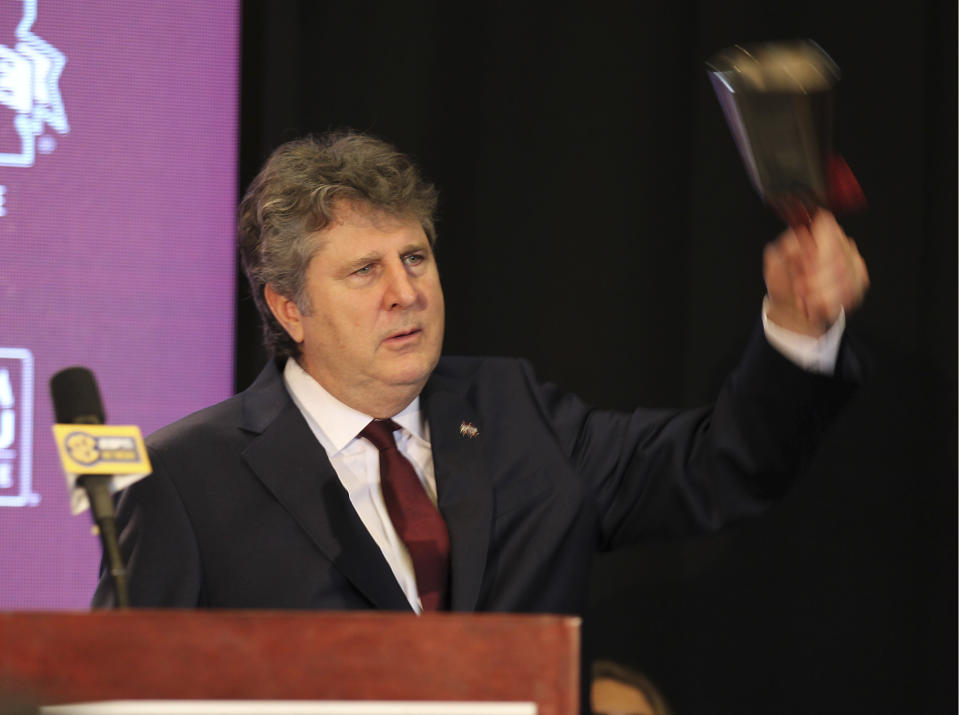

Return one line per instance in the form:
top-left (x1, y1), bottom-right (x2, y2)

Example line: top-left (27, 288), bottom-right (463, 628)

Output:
top-left (384, 353), bottom-right (439, 388)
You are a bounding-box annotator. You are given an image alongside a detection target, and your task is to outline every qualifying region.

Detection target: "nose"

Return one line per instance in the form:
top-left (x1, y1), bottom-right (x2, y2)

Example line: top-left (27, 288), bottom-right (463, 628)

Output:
top-left (383, 261), bottom-right (417, 310)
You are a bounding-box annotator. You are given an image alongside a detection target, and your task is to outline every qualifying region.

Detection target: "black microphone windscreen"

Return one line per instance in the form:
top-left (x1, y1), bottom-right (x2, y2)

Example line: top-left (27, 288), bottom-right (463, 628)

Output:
top-left (50, 366), bottom-right (106, 424)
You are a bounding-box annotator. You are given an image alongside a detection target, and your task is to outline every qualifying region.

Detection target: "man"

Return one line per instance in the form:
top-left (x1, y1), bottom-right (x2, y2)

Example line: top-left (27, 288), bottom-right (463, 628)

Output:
top-left (94, 130), bottom-right (868, 614)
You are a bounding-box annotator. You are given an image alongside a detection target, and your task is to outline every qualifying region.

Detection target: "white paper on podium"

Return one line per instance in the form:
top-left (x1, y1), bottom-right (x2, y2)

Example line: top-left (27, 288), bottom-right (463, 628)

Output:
top-left (41, 701), bottom-right (537, 715)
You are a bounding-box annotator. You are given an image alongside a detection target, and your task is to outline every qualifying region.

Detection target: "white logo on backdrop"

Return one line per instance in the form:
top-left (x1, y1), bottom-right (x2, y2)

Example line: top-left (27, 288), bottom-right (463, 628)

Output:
top-left (0, 0), bottom-right (69, 216)
top-left (0, 348), bottom-right (39, 507)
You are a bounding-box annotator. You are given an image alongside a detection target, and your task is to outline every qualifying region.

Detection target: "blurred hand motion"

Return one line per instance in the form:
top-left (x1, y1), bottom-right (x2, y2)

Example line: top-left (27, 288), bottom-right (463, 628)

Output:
top-left (763, 210), bottom-right (869, 336)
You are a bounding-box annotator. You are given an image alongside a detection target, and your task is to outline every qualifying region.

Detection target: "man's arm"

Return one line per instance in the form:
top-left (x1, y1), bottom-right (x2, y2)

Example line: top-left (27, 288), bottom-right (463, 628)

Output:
top-left (538, 210), bottom-right (870, 548)
top-left (91, 447), bottom-right (203, 608)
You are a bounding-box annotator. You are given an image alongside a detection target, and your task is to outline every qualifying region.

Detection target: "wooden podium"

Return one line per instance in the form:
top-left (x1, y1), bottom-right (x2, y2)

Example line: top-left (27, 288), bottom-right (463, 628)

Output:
top-left (0, 610), bottom-right (580, 713)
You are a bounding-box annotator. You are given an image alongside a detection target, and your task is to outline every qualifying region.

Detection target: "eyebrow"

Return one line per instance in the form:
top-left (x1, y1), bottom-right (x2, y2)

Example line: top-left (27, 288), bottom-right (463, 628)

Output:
top-left (400, 241), bottom-right (431, 256)
top-left (343, 242), bottom-right (431, 272)
top-left (343, 252), bottom-right (381, 273)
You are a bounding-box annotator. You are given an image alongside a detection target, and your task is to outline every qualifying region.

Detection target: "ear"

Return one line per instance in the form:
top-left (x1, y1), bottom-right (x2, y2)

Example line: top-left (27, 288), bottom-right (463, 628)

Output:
top-left (264, 283), bottom-right (305, 344)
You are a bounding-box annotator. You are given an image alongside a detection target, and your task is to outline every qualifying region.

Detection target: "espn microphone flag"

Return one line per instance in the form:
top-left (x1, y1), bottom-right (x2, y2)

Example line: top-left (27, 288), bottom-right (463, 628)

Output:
top-left (51, 423), bottom-right (151, 515)
top-left (49, 366), bottom-right (151, 516)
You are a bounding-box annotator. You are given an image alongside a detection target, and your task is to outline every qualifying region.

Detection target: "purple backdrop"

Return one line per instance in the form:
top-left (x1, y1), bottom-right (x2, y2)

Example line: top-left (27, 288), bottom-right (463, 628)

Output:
top-left (0, 0), bottom-right (239, 608)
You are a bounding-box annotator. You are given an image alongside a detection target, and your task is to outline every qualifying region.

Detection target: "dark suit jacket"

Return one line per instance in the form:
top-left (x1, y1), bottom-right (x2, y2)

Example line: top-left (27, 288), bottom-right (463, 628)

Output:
top-left (93, 328), bottom-right (852, 613)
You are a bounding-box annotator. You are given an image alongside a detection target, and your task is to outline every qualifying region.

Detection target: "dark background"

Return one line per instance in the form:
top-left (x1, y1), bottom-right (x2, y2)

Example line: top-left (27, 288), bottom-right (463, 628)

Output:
top-left (236, 2), bottom-right (957, 713)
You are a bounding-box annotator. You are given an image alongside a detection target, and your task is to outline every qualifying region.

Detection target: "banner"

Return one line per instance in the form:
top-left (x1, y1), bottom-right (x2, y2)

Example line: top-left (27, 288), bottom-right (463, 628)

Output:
top-left (0, 0), bottom-right (239, 608)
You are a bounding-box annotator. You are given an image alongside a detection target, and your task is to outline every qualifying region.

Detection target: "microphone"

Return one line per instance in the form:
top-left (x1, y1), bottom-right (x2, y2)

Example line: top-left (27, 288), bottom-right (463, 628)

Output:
top-left (50, 366), bottom-right (106, 425)
top-left (49, 366), bottom-right (150, 608)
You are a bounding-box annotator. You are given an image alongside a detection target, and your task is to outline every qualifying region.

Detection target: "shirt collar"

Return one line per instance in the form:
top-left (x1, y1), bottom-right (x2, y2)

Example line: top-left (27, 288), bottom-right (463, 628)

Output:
top-left (283, 358), bottom-right (428, 454)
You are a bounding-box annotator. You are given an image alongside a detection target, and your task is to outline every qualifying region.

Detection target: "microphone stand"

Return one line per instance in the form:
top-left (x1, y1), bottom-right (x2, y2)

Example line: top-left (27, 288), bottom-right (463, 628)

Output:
top-left (79, 474), bottom-right (129, 608)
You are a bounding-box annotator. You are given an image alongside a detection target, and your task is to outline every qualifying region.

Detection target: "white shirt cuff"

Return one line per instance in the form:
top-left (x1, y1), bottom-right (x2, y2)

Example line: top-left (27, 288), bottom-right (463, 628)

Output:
top-left (761, 297), bottom-right (845, 376)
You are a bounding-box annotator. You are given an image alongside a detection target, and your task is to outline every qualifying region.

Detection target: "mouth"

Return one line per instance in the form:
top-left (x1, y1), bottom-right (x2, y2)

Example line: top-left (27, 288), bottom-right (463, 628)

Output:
top-left (384, 327), bottom-right (422, 344)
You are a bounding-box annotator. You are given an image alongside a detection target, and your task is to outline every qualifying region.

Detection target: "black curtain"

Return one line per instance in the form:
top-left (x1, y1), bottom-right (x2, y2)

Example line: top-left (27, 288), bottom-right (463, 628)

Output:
top-left (237, 3), bottom-right (957, 713)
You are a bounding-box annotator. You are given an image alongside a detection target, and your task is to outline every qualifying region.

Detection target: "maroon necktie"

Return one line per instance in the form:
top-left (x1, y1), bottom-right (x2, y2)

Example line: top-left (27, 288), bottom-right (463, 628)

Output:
top-left (360, 419), bottom-right (450, 611)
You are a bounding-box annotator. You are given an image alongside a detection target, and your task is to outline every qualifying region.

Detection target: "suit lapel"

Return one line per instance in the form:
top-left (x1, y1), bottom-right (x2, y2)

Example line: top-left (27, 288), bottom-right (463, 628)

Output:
top-left (424, 378), bottom-right (493, 612)
top-left (239, 362), bottom-right (411, 611)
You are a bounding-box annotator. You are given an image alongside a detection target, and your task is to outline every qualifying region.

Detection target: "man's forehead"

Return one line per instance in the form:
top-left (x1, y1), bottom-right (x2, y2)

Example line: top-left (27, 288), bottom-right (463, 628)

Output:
top-left (326, 200), bottom-right (419, 233)
top-left (305, 201), bottom-right (427, 255)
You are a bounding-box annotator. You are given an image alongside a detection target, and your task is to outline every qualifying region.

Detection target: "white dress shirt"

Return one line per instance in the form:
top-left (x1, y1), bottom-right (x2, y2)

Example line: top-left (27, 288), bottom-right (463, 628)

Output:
top-left (762, 299), bottom-right (845, 375)
top-left (281, 306), bottom-right (843, 613)
top-left (283, 358), bottom-right (437, 613)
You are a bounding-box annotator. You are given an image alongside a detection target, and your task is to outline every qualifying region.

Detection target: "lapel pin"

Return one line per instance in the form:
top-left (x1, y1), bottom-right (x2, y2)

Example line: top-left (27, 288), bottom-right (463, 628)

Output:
top-left (459, 421), bottom-right (479, 439)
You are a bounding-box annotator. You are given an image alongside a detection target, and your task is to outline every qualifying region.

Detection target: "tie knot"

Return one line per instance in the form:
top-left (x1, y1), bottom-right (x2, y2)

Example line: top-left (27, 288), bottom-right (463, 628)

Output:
top-left (360, 419), bottom-right (400, 452)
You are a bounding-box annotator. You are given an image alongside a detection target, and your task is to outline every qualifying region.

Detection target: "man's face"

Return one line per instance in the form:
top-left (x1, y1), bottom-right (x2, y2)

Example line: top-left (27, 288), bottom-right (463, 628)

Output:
top-left (269, 203), bottom-right (445, 416)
